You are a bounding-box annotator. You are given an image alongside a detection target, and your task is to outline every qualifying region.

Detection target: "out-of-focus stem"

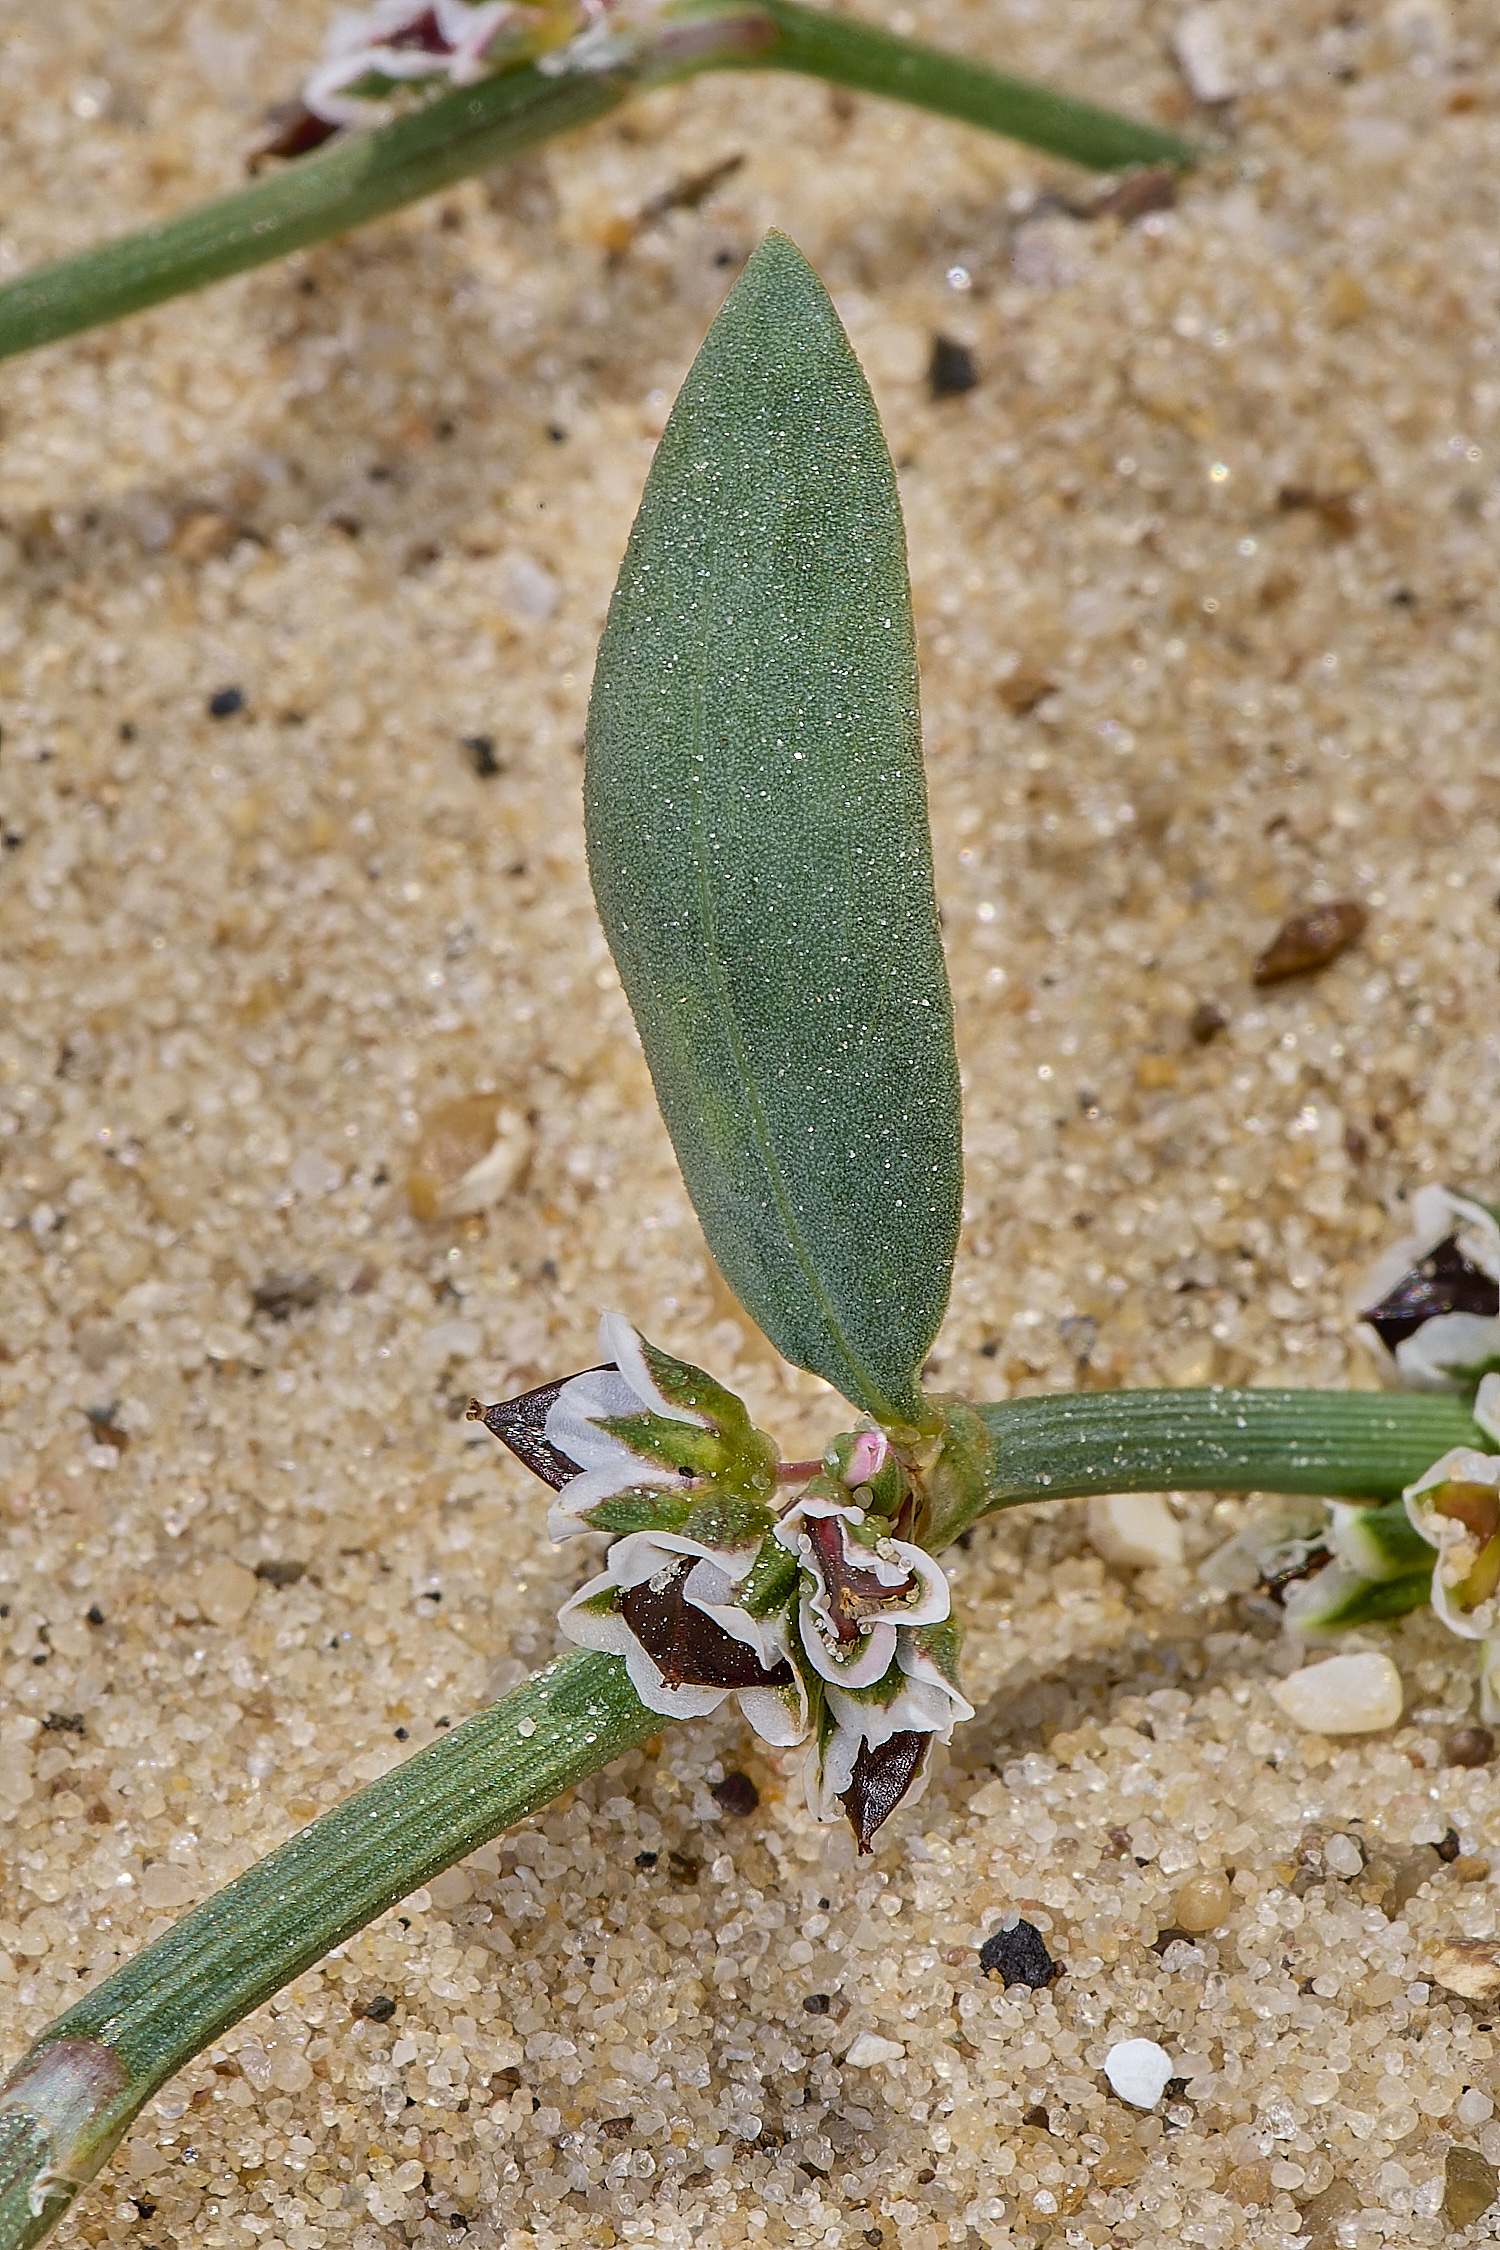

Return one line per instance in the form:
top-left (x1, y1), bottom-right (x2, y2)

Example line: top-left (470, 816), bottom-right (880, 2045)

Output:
top-left (0, 0), bottom-right (1193, 363)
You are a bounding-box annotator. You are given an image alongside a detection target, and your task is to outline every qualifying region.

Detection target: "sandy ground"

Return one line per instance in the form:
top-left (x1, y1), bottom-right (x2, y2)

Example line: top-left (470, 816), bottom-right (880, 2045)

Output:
top-left (6, 0), bottom-right (1500, 2243)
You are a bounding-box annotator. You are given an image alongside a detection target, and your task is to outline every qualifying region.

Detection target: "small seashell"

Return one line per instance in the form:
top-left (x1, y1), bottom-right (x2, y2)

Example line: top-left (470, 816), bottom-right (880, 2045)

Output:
top-left (1104, 2037), bottom-right (1174, 2110)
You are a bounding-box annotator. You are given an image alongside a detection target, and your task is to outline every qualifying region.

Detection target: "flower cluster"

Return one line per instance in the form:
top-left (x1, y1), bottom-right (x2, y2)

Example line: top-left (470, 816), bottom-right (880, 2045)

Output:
top-left (472, 1312), bottom-right (970, 1850)
top-left (1355, 1184), bottom-right (1500, 1392)
top-left (1201, 1185), bottom-right (1500, 1652)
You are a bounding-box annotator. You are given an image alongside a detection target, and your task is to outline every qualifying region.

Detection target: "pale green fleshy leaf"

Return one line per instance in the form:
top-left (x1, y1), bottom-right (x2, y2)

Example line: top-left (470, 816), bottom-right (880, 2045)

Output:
top-left (584, 232), bottom-right (961, 1428)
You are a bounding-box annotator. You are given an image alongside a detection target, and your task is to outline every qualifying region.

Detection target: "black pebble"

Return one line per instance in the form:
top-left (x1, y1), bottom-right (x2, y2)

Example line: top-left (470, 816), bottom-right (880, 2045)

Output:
top-left (979, 1918), bottom-right (1058, 1989)
top-left (929, 335), bottom-right (979, 399)
top-left (634, 1849), bottom-right (658, 1868)
top-left (802, 1993), bottom-right (831, 2015)
top-left (208, 686), bottom-right (245, 719)
top-left (462, 733), bottom-right (501, 778)
top-left (86, 1605), bottom-right (105, 1626)
top-left (712, 1771), bottom-right (759, 1817)
top-left (363, 1994), bottom-right (397, 2022)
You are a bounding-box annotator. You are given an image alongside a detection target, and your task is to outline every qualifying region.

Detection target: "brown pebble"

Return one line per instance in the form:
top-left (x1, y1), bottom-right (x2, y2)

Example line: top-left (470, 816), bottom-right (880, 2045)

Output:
top-left (1252, 900), bottom-right (1367, 985)
top-left (1226, 2157), bottom-right (1272, 2208)
top-left (1174, 1872), bottom-right (1232, 1933)
top-left (997, 666), bottom-right (1055, 716)
top-left (1444, 2146), bottom-right (1500, 2229)
top-left (1456, 1855), bottom-right (1492, 1883)
top-left (1444, 1724), bottom-right (1495, 1769)
top-left (711, 1771), bottom-right (759, 1818)
top-left (1189, 999), bottom-right (1228, 1045)
top-left (171, 509), bottom-right (243, 564)
top-left (1437, 1826), bottom-right (1463, 1863)
top-left (1090, 163), bottom-right (1178, 221)
top-left (1299, 2177), bottom-right (1360, 2247)
top-left (406, 1095), bottom-right (507, 1220)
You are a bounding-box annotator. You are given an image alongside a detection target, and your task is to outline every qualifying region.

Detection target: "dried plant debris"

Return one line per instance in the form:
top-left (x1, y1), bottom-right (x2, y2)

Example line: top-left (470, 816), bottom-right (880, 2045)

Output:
top-left (1252, 900), bottom-right (1367, 985)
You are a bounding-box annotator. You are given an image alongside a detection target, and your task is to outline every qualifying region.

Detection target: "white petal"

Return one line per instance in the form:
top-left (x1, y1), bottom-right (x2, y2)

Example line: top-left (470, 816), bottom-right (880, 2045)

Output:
top-left (737, 1681), bottom-right (810, 1748)
top-left (1404, 1447), bottom-right (1500, 1641)
top-left (620, 1640), bottom-right (726, 1721)
top-left (797, 1604), bottom-right (898, 1688)
top-left (1478, 1373), bottom-right (1500, 1447)
top-left (1394, 1312), bottom-right (1500, 1392)
top-left (556, 1575), bottom-right (642, 1655)
top-left (605, 1530), bottom-right (758, 1591)
top-left (545, 1364), bottom-right (667, 1471)
top-left (598, 1310), bottom-right (708, 1426)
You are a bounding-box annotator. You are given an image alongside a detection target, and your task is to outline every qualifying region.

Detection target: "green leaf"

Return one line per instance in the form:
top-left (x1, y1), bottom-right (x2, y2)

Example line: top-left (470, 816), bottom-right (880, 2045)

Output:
top-left (585, 231), bottom-right (961, 1428)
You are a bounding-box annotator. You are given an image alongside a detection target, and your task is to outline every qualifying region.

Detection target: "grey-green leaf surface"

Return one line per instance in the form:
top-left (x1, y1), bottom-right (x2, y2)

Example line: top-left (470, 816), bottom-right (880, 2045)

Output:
top-left (585, 233), bottom-right (960, 1427)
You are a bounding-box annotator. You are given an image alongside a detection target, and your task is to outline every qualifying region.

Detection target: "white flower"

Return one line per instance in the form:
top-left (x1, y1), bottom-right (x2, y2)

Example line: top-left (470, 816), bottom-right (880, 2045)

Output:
top-left (1356, 1185), bottom-right (1500, 1391)
top-left (773, 1496), bottom-right (949, 1688)
top-left (557, 1528), bottom-right (808, 1744)
top-left (541, 1309), bottom-right (708, 1540)
top-left (305, 0), bottom-right (524, 125)
top-left (1404, 1373), bottom-right (1500, 1640)
top-left (805, 1634), bottom-right (973, 1848)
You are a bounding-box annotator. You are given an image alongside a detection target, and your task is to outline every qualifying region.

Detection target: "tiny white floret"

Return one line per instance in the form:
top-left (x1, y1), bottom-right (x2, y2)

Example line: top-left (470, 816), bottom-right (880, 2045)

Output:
top-left (1104, 2037), bottom-right (1174, 2110)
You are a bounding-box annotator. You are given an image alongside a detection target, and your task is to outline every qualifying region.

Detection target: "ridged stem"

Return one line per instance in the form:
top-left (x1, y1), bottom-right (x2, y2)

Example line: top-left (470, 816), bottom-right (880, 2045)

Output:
top-left (0, 1384), bottom-right (1476, 2250)
top-left (0, 1), bottom-right (1193, 364)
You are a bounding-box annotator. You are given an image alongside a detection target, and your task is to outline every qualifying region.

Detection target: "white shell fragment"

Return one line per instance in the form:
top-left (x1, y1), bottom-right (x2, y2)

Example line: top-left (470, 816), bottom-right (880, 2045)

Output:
top-left (1271, 1651), bottom-right (1404, 1735)
top-left (1172, 4), bottom-right (1239, 101)
top-left (1086, 1493), bottom-right (1185, 1571)
top-left (844, 2033), bottom-right (905, 2069)
top-left (1104, 2038), bottom-right (1174, 2110)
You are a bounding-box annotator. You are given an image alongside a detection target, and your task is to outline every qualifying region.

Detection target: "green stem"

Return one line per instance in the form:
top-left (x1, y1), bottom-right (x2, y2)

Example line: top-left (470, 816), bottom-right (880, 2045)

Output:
top-left (0, 64), bottom-right (635, 364)
top-left (1, 1383), bottom-right (1469, 2250)
top-left (739, 0), bottom-right (1194, 173)
top-left (0, 2), bottom-right (1193, 365)
top-left (0, 1651), bottom-right (656, 2250)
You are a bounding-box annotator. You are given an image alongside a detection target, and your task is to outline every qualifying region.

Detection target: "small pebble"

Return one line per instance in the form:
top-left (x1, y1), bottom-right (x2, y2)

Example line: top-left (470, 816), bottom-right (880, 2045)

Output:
top-left (1252, 899), bottom-right (1367, 985)
top-left (978, 1917), bottom-right (1057, 1989)
top-left (844, 2032), bottom-right (904, 2069)
top-left (1270, 1651), bottom-right (1403, 1735)
top-left (1173, 1872), bottom-right (1232, 1933)
top-left (1172, 4), bottom-right (1238, 100)
top-left (929, 334), bottom-right (978, 398)
top-left (1443, 2146), bottom-right (1500, 2229)
top-left (207, 684), bottom-right (245, 719)
top-left (361, 1994), bottom-right (396, 2023)
top-left (1322, 1832), bottom-right (1364, 1879)
top-left (997, 665), bottom-right (1054, 715)
top-left (516, 1718), bottom-right (536, 1739)
top-left (1086, 1492), bottom-right (1185, 1570)
top-left (1432, 1940), bottom-right (1500, 2004)
top-left (802, 1993), bottom-right (831, 2016)
top-left (1104, 2037), bottom-right (1174, 2110)
top-left (710, 1772), bottom-right (759, 1817)
top-left (462, 732), bottom-right (501, 778)
top-left (1189, 998), bottom-right (1229, 1045)
top-left (1443, 1723), bottom-right (1495, 1768)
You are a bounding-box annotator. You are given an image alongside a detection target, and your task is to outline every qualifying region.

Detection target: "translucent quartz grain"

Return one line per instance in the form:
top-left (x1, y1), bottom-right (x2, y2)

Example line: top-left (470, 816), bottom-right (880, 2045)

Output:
top-left (4, 2), bottom-right (1500, 2248)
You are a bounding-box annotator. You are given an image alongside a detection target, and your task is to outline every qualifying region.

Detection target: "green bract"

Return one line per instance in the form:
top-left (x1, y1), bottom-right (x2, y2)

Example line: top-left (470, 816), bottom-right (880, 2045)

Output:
top-left (585, 232), bottom-right (962, 1428)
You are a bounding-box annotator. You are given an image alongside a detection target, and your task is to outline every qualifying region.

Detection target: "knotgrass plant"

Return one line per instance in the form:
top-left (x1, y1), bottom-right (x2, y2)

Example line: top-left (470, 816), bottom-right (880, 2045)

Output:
top-left (0, 0), bottom-right (1195, 364)
top-left (0, 233), bottom-right (1491, 2246)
